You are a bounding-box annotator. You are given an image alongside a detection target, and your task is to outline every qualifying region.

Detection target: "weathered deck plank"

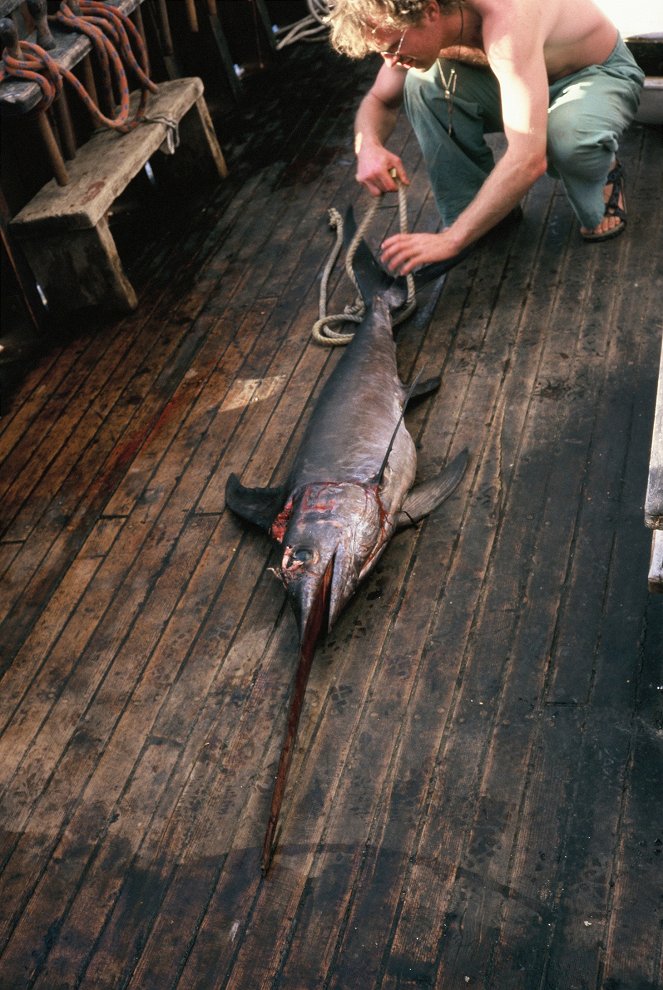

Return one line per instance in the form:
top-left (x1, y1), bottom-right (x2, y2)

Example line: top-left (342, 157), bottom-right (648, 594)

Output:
top-left (1, 39), bottom-right (661, 990)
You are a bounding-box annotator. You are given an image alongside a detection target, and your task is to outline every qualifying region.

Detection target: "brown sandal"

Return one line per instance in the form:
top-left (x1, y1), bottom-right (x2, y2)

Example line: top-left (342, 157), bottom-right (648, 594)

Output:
top-left (581, 160), bottom-right (627, 242)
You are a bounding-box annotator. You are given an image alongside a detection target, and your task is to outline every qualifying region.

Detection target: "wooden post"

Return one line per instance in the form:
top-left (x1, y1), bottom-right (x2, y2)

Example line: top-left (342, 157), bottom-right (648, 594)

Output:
top-left (35, 111), bottom-right (69, 186)
top-left (132, 1), bottom-right (147, 49)
top-left (26, 0), bottom-right (55, 49)
top-left (52, 91), bottom-right (78, 160)
top-left (184, 0), bottom-right (199, 33)
top-left (80, 55), bottom-right (99, 107)
top-left (206, 5), bottom-right (242, 101)
top-left (253, 0), bottom-right (277, 52)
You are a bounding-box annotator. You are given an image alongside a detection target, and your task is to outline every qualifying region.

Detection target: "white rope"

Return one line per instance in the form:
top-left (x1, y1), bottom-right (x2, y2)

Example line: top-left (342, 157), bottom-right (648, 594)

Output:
top-left (273, 0), bottom-right (329, 49)
top-left (313, 177), bottom-right (417, 346)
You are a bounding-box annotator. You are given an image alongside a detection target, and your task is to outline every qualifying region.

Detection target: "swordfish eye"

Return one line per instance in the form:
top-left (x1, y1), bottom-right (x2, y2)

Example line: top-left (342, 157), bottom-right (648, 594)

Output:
top-left (285, 546), bottom-right (315, 567)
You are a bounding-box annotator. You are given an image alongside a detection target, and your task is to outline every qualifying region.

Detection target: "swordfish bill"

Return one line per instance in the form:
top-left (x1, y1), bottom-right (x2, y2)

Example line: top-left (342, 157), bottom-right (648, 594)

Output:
top-left (225, 239), bottom-right (468, 873)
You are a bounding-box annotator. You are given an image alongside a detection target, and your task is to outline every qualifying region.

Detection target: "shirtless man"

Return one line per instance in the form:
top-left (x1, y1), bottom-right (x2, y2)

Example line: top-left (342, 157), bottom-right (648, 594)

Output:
top-left (327, 0), bottom-right (644, 275)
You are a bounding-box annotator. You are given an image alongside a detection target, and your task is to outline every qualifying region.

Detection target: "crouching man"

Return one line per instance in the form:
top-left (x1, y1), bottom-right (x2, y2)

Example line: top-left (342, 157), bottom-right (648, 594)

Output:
top-left (328, 0), bottom-right (644, 274)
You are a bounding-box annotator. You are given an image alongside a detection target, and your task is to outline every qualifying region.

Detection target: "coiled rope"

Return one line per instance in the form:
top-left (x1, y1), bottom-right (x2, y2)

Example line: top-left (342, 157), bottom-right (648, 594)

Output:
top-left (0, 36), bottom-right (63, 113)
top-left (313, 173), bottom-right (416, 346)
top-left (274, 0), bottom-right (329, 50)
top-left (0, 0), bottom-right (157, 132)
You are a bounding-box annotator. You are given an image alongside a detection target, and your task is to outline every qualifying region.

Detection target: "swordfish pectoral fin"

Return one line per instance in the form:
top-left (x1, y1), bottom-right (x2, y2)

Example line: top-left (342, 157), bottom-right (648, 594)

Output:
top-left (225, 473), bottom-right (288, 533)
top-left (396, 449), bottom-right (469, 529)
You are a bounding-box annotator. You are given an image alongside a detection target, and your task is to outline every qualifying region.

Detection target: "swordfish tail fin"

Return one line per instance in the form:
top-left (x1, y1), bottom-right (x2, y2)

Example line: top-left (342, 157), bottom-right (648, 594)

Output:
top-left (343, 203), bottom-right (475, 298)
top-left (343, 204), bottom-right (396, 304)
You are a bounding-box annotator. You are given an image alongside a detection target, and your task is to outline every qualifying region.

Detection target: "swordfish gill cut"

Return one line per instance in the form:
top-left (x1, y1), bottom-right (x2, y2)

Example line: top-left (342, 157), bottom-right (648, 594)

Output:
top-left (225, 233), bottom-right (468, 872)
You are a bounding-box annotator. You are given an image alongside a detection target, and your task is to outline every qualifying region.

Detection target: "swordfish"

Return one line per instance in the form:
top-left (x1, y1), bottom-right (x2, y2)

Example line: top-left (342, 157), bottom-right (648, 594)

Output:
top-left (225, 242), bottom-right (468, 872)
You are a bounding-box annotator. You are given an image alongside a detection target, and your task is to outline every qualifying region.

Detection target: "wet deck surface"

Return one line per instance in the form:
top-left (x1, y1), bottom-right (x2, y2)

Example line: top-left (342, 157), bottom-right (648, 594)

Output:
top-left (1, 42), bottom-right (662, 990)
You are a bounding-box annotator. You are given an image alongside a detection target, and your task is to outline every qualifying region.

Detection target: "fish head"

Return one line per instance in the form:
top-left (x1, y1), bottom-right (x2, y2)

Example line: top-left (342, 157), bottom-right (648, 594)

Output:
top-left (273, 481), bottom-right (384, 651)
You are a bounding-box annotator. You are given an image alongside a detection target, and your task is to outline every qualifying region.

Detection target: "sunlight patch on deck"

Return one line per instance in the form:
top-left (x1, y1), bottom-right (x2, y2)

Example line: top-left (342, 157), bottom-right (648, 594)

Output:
top-left (222, 375), bottom-right (286, 411)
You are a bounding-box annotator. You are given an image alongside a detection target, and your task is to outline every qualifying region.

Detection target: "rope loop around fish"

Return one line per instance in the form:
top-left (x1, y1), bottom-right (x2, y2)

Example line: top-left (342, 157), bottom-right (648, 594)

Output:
top-left (312, 174), bottom-right (416, 346)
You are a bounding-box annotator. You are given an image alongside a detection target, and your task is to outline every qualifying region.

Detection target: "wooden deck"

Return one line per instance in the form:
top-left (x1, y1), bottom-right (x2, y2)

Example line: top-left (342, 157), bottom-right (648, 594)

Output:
top-left (1, 43), bottom-right (662, 990)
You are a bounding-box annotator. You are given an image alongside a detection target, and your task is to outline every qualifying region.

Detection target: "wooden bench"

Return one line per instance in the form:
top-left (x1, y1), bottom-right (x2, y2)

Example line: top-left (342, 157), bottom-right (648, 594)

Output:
top-left (645, 336), bottom-right (663, 592)
top-left (2, 0), bottom-right (227, 313)
top-left (9, 76), bottom-right (227, 313)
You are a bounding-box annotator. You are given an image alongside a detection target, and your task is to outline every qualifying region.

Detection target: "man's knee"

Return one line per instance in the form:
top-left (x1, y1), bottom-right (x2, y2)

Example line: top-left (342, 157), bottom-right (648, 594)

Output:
top-left (547, 108), bottom-right (617, 178)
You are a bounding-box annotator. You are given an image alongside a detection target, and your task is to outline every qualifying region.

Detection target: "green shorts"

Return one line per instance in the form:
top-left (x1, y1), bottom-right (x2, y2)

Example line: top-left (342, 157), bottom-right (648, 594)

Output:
top-left (403, 35), bottom-right (644, 229)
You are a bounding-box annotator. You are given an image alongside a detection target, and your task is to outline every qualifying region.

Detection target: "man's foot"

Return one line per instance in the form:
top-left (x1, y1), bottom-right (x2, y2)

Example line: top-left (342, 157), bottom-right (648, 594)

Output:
top-left (580, 160), bottom-right (627, 242)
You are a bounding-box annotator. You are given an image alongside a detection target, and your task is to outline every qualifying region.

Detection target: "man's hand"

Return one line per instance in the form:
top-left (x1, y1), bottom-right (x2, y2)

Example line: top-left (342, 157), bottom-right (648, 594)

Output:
top-left (381, 230), bottom-right (460, 275)
top-left (356, 144), bottom-right (409, 197)
top-left (354, 63), bottom-right (408, 196)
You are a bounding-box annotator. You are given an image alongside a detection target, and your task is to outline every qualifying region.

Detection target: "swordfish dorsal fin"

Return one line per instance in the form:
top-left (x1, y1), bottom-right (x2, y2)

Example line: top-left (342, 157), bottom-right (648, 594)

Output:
top-left (396, 448), bottom-right (469, 528)
top-left (225, 473), bottom-right (288, 533)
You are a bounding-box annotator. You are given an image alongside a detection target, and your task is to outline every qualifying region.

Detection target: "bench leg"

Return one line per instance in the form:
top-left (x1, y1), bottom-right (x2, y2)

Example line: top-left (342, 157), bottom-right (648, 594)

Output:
top-left (18, 217), bottom-right (138, 314)
top-left (160, 95), bottom-right (228, 181)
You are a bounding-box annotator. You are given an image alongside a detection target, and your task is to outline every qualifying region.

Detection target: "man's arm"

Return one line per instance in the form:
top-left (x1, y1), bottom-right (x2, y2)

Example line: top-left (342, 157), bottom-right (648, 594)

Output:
top-left (382, 0), bottom-right (550, 273)
top-left (355, 62), bottom-right (410, 196)
top-left (451, 0), bottom-right (550, 239)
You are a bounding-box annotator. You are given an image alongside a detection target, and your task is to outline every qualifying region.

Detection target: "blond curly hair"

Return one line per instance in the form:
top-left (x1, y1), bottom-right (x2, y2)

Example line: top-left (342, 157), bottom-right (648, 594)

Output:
top-left (327, 0), bottom-right (460, 59)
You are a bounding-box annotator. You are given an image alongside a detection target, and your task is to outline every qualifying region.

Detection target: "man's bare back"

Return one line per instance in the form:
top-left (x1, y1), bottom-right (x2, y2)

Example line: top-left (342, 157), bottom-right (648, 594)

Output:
top-left (436, 1), bottom-right (618, 83)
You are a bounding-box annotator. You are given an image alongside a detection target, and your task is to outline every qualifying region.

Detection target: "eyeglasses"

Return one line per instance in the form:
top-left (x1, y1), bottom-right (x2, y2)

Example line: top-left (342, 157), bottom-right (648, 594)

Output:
top-left (379, 29), bottom-right (417, 68)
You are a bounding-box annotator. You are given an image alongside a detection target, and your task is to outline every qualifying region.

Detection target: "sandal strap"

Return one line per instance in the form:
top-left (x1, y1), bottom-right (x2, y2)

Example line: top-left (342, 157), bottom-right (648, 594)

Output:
top-left (605, 160), bottom-right (627, 221)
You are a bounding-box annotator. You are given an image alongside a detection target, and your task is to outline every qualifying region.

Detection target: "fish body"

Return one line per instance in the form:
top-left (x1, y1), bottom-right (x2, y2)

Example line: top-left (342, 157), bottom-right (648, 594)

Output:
top-left (226, 289), bottom-right (466, 651)
top-left (225, 232), bottom-right (468, 870)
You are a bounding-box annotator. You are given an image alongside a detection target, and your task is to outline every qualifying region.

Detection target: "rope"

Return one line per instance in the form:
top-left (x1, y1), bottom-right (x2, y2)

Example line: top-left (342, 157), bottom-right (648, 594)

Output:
top-left (313, 175), bottom-right (416, 346)
top-left (274, 0), bottom-right (330, 50)
top-left (0, 1), bottom-right (157, 132)
top-left (0, 41), bottom-right (63, 113)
